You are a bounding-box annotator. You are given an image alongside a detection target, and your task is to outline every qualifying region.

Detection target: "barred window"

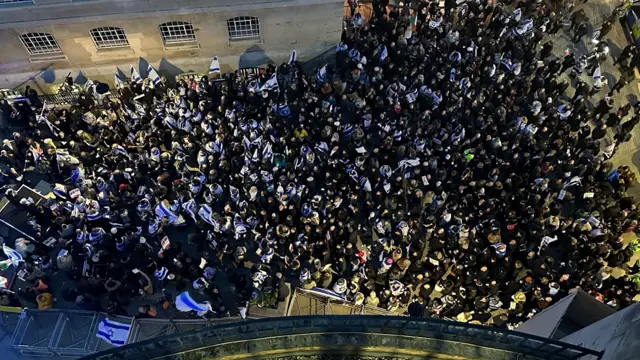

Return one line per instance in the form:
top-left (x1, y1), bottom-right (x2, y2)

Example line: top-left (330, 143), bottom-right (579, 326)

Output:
top-left (20, 32), bottom-right (62, 55)
top-left (227, 16), bottom-right (260, 40)
top-left (0, 0), bottom-right (33, 4)
top-left (89, 27), bottom-right (129, 49)
top-left (159, 21), bottom-right (196, 45)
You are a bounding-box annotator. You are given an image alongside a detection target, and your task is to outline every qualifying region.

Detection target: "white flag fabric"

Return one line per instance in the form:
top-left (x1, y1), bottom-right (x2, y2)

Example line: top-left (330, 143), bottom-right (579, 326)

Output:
top-left (260, 73), bottom-right (279, 91)
top-left (317, 64), bottom-right (327, 82)
top-left (147, 65), bottom-right (161, 85)
top-left (175, 291), bottom-right (212, 316)
top-left (114, 73), bottom-right (124, 88)
top-left (2, 244), bottom-right (23, 267)
top-left (209, 56), bottom-right (221, 74)
top-left (289, 50), bottom-right (297, 64)
top-left (592, 66), bottom-right (601, 80)
top-left (130, 65), bottom-right (142, 83)
top-left (96, 319), bottom-right (131, 347)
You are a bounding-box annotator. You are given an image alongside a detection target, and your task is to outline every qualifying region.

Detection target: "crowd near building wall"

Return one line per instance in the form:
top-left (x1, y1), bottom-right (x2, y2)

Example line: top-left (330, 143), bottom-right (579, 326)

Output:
top-left (0, 0), bottom-right (343, 87)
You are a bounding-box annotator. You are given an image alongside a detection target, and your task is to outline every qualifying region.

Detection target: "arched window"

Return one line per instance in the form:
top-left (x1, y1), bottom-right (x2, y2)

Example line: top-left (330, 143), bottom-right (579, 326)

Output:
top-left (20, 32), bottom-right (61, 55)
top-left (89, 27), bottom-right (129, 49)
top-left (159, 21), bottom-right (196, 45)
top-left (226, 16), bottom-right (260, 40)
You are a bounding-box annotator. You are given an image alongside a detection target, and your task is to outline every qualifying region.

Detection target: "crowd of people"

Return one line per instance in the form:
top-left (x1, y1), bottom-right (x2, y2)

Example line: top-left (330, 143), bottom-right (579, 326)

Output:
top-left (0, 0), bottom-right (639, 327)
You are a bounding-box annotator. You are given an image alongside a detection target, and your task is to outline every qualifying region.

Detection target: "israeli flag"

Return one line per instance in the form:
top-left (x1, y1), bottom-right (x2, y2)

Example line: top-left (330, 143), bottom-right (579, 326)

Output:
top-left (234, 219), bottom-right (248, 234)
top-left (336, 43), bottom-right (348, 52)
top-left (315, 141), bottom-right (329, 153)
top-left (406, 88), bottom-right (419, 104)
top-left (360, 177), bottom-right (372, 192)
top-left (593, 65), bottom-right (602, 80)
top-left (114, 73), bottom-right (124, 88)
top-left (317, 64), bottom-right (328, 82)
top-left (260, 73), bottom-right (279, 91)
top-left (397, 158), bottom-right (420, 174)
top-left (379, 45), bottom-right (388, 62)
top-left (349, 49), bottom-right (361, 62)
top-left (209, 56), bottom-right (221, 74)
top-left (147, 65), bottom-right (161, 85)
top-left (156, 199), bottom-right (179, 224)
top-left (182, 199), bottom-right (198, 222)
top-left (289, 50), bottom-right (297, 64)
top-left (70, 167), bottom-right (81, 182)
top-left (428, 17), bottom-right (442, 29)
top-left (125, 108), bottom-right (139, 122)
top-left (175, 291), bottom-right (212, 316)
top-left (113, 144), bottom-right (130, 158)
top-left (247, 79), bottom-right (259, 92)
top-left (514, 19), bottom-right (533, 36)
top-left (512, 8), bottom-right (522, 22)
top-left (96, 319), bottom-right (131, 347)
top-left (130, 65), bottom-right (142, 84)
top-left (197, 205), bottom-right (217, 229)
top-left (2, 244), bottom-right (23, 267)
top-left (278, 103), bottom-right (291, 117)
top-left (154, 267), bottom-right (168, 281)
top-left (229, 185), bottom-right (240, 204)
top-left (262, 142), bottom-right (273, 161)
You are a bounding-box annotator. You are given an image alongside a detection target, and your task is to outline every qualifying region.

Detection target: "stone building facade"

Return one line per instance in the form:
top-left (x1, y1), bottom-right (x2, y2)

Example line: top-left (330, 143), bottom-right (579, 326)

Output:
top-left (0, 0), bottom-right (343, 88)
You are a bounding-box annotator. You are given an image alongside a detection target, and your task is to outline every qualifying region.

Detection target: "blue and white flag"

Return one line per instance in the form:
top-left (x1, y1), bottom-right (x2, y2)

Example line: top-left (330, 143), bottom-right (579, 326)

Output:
top-left (278, 103), bottom-right (291, 117)
top-left (379, 45), bottom-right (388, 62)
top-left (130, 65), bottom-right (142, 84)
top-left (317, 64), bottom-right (328, 82)
top-left (113, 144), bottom-right (130, 158)
top-left (175, 291), bottom-right (212, 316)
top-left (155, 199), bottom-right (179, 224)
top-left (260, 73), bottom-right (279, 91)
top-left (593, 65), bottom-right (602, 80)
top-left (147, 65), bottom-right (161, 85)
top-left (262, 142), bottom-right (273, 161)
top-left (198, 205), bottom-right (219, 230)
top-left (70, 167), bottom-right (83, 183)
top-left (512, 8), bottom-right (522, 22)
top-left (428, 17), bottom-right (442, 29)
top-left (360, 177), bottom-right (372, 192)
top-left (336, 43), bottom-right (348, 52)
top-left (114, 73), bottom-right (124, 88)
top-left (349, 49), bottom-right (361, 62)
top-left (288, 50), bottom-right (297, 64)
top-left (96, 319), bottom-right (131, 347)
top-left (406, 88), bottom-right (419, 104)
top-left (209, 56), bottom-right (221, 74)
top-left (2, 244), bottom-right (23, 267)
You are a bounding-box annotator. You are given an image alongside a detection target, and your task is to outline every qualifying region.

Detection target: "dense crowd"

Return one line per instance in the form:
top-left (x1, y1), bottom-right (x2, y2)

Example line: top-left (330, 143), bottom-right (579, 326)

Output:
top-left (0, 0), bottom-right (639, 327)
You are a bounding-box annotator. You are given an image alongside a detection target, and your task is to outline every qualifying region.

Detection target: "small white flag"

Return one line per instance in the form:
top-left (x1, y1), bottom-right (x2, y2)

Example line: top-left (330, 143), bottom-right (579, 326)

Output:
top-left (288, 50), bottom-right (297, 64)
top-left (209, 56), bottom-right (221, 74)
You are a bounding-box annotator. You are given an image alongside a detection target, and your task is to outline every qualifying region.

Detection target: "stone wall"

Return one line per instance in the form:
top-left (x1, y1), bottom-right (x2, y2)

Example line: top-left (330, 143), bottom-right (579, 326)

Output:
top-left (0, 0), bottom-right (343, 88)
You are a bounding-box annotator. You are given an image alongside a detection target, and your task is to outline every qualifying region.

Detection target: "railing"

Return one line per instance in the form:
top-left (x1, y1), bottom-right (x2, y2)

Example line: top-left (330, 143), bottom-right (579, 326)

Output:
top-left (1, 308), bottom-right (249, 358)
top-left (37, 92), bottom-right (119, 106)
top-left (82, 315), bottom-right (604, 360)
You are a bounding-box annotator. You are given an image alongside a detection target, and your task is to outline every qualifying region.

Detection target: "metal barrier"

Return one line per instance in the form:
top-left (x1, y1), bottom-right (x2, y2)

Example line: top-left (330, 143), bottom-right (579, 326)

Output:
top-left (38, 93), bottom-right (119, 107)
top-left (83, 315), bottom-right (604, 360)
top-left (1, 308), bottom-right (249, 358)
